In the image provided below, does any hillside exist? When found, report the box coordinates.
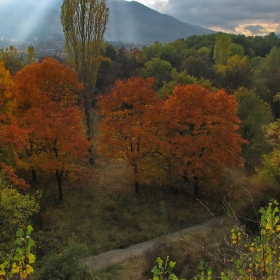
[0,0,214,44]
[105,0,214,44]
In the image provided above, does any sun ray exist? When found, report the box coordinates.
[106,0,139,43]
[15,1,54,41]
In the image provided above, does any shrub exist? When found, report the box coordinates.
[0,225,36,280]
[34,242,93,280]
[0,173,40,254]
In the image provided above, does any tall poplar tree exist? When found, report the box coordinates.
[61,0,109,164]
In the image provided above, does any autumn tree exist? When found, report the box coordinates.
[215,55,252,93]
[26,103,90,201]
[61,0,109,164]
[162,84,244,196]
[14,58,89,201]
[0,60,28,189]
[96,77,161,193]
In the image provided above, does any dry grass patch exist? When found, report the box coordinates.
[32,159,224,257]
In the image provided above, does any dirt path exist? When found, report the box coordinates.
[83,217,225,270]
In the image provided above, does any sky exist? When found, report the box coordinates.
[128,0,280,36]
[0,0,279,40]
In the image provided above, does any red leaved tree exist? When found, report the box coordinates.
[0,60,29,189]
[96,77,161,193]
[14,58,89,201]
[163,84,245,196]
[26,102,90,201]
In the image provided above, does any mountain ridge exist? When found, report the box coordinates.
[0,0,214,44]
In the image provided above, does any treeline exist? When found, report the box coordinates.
[0,32,279,193]
[96,32,279,169]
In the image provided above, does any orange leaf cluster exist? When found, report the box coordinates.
[0,60,29,189]
[96,78,245,193]
[13,58,89,176]
[163,84,245,183]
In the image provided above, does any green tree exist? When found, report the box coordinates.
[215,55,251,93]
[258,119,280,183]
[142,41,164,60]
[158,69,213,99]
[25,45,36,65]
[61,0,109,164]
[159,43,177,67]
[140,57,173,90]
[257,46,280,118]
[213,33,232,65]
[181,56,213,80]
[228,43,245,57]
[234,87,273,170]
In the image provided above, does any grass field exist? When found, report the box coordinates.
[25,159,280,279]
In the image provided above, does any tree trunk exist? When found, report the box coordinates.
[31,169,37,182]
[135,180,139,194]
[56,169,64,202]
[193,176,199,197]
[133,164,140,194]
[84,93,95,165]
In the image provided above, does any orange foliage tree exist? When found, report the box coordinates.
[96,80,244,196]
[0,60,28,189]
[162,84,245,196]
[25,103,90,201]
[96,77,161,193]
[14,58,89,201]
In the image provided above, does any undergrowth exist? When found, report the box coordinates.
[20,160,280,279]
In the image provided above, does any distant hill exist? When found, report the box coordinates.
[105,0,214,44]
[0,0,214,45]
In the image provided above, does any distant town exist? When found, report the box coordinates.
[0,34,146,62]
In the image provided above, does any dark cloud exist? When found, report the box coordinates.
[155,0,280,34]
[244,25,266,34]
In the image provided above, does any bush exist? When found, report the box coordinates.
[0,173,40,255]
[0,225,36,280]
[34,242,93,280]
[149,200,280,279]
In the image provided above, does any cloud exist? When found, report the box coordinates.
[149,0,280,35]
[244,25,266,34]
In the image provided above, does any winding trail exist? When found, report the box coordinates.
[83,217,225,270]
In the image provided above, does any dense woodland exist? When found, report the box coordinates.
[1,29,280,279]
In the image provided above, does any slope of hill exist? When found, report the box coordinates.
[0,0,214,44]
[106,0,214,44]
